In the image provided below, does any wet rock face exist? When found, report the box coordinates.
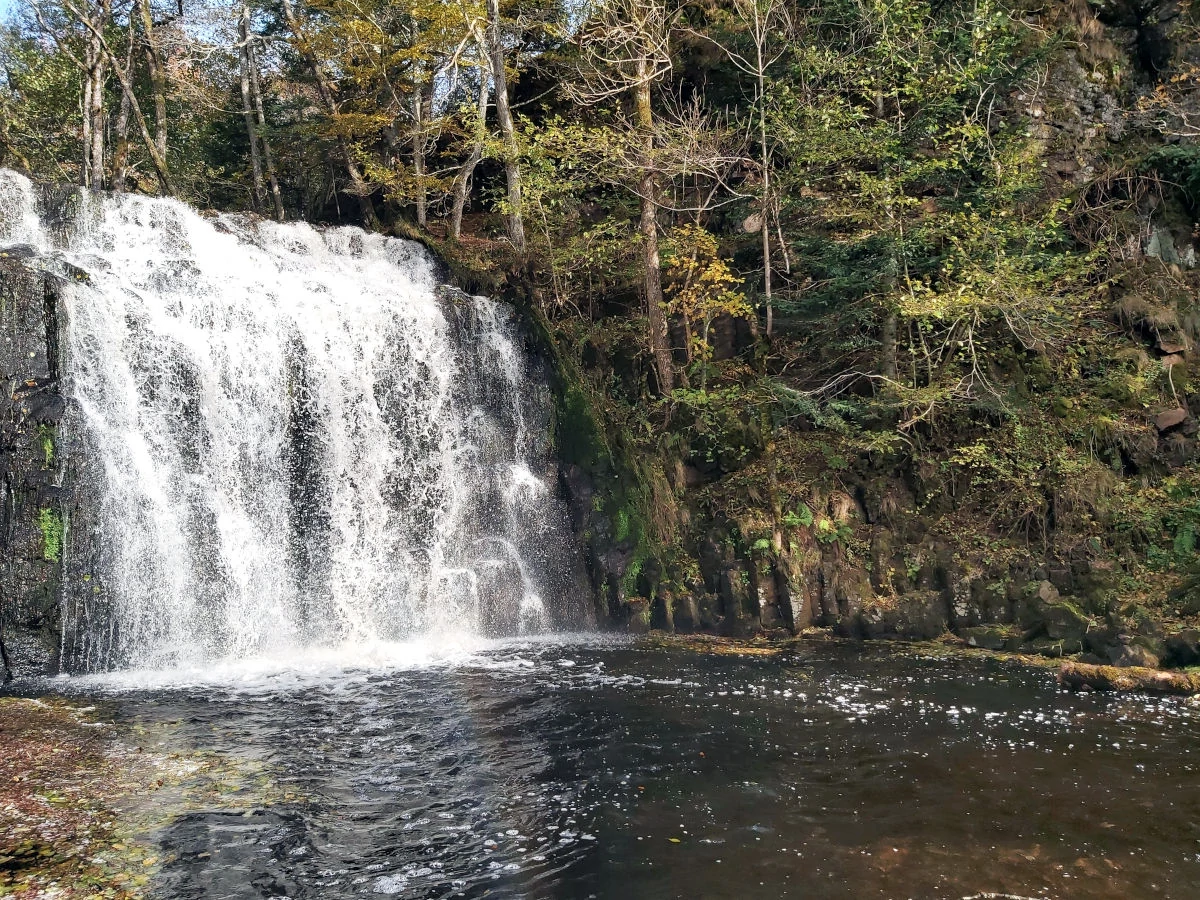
[0,255,69,672]
[0,215,104,676]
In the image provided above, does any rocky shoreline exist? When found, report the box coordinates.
[0,694,286,899]
[0,698,148,899]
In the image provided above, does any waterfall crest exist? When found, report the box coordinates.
[0,170,584,671]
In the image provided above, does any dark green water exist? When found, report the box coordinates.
[48,638,1200,898]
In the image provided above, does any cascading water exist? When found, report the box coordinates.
[0,170,586,672]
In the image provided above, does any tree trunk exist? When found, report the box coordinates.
[640,183,673,393]
[238,5,265,213]
[66,0,173,193]
[137,0,168,169]
[761,210,772,335]
[111,80,132,191]
[486,0,525,251]
[0,623,12,683]
[84,44,102,187]
[450,69,489,241]
[411,85,426,228]
[758,402,782,554]
[88,42,106,187]
[876,79,899,382]
[756,52,773,338]
[634,69,673,394]
[110,23,134,193]
[81,0,109,189]
[279,0,377,227]
[881,311,898,380]
[246,34,284,221]
[81,53,93,187]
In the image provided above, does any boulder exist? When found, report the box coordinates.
[1018,581,1092,645]
[947,577,976,628]
[960,625,1009,651]
[760,602,784,628]
[0,244,38,260]
[1017,580,1060,627]
[859,603,887,639]
[625,598,651,634]
[1156,407,1189,432]
[1107,641,1160,668]
[1047,565,1074,594]
[893,590,949,639]
[1084,623,1120,656]
[772,551,810,631]
[970,579,1013,624]
[1164,629,1200,667]
[696,592,722,630]
[651,589,675,632]
[1026,636,1084,657]
[719,565,757,636]
[1044,600,1092,642]
[832,570,873,637]
[860,591,948,640]
[17,391,67,425]
[671,593,700,634]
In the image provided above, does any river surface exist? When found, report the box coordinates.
[33,638,1200,899]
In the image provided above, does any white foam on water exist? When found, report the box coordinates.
[52,632,622,694]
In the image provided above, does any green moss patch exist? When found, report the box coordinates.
[36,508,63,564]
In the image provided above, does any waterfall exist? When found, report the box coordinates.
[0,170,584,672]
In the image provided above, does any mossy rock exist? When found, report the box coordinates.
[1059,661,1200,695]
[1043,601,1093,641]
[1107,641,1160,668]
[959,625,1014,651]
[556,383,606,471]
[625,598,652,634]
[1026,354,1054,391]
[1025,636,1084,658]
[696,592,723,630]
[1017,580,1094,643]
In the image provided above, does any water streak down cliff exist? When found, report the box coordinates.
[0,170,586,672]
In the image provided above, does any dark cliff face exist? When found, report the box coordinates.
[0,248,70,674]
[0,189,116,677]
